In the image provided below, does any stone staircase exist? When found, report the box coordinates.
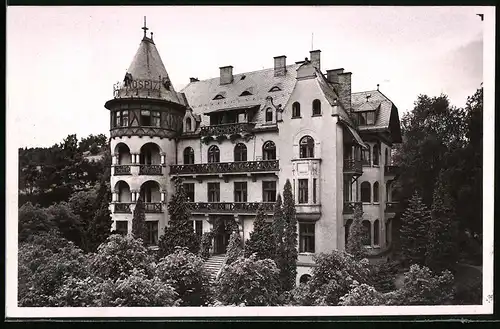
[204,254,226,281]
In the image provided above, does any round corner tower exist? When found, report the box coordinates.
[104,22,186,244]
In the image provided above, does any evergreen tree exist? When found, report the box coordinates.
[226,231,243,265]
[346,205,366,260]
[158,178,199,257]
[271,194,287,291]
[425,172,459,272]
[282,179,298,291]
[399,191,430,267]
[132,196,147,243]
[86,181,113,252]
[244,204,275,260]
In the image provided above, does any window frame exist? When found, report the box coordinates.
[362,220,371,246]
[292,102,301,118]
[299,135,315,159]
[373,181,379,203]
[361,145,371,166]
[146,221,159,246]
[374,219,380,246]
[183,147,195,165]
[207,182,220,202]
[208,145,220,163]
[262,181,277,202]
[298,179,309,204]
[373,144,380,166]
[234,143,247,162]
[234,181,248,202]
[183,182,195,202]
[312,99,322,116]
[299,223,315,253]
[186,117,192,131]
[265,107,273,122]
[360,181,371,203]
[262,141,277,160]
[116,221,128,236]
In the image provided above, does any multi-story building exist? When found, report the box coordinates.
[105,25,402,284]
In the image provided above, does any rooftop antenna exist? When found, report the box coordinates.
[142,16,149,38]
[377,84,380,91]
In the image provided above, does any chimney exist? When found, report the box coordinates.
[310,50,321,71]
[274,55,287,77]
[219,66,233,85]
[189,77,199,83]
[338,72,352,111]
[326,68,344,84]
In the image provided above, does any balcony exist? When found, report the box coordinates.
[144,202,163,213]
[385,165,400,176]
[114,202,132,213]
[343,159,363,175]
[139,164,163,175]
[200,122,255,137]
[114,165,132,176]
[343,201,362,215]
[385,202,400,213]
[186,202,275,214]
[170,160,279,176]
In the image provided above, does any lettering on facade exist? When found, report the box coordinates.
[113,78,163,97]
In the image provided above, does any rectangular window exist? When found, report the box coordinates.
[114,111,121,127]
[146,221,159,246]
[298,179,308,204]
[193,220,203,238]
[208,183,220,202]
[313,178,317,204]
[122,110,129,127]
[234,182,248,202]
[299,223,315,253]
[116,221,128,236]
[183,183,195,202]
[152,111,161,127]
[366,111,375,125]
[141,110,151,126]
[262,181,277,202]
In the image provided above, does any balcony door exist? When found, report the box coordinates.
[213,217,232,255]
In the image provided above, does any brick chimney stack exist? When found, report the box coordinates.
[310,50,321,71]
[274,55,287,77]
[219,66,233,85]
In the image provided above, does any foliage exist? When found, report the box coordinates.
[226,231,243,265]
[272,194,286,282]
[346,205,366,260]
[244,204,274,260]
[45,202,83,248]
[158,178,199,257]
[18,202,57,243]
[399,191,431,267]
[199,231,214,260]
[339,283,388,306]
[425,172,459,272]
[216,255,281,306]
[155,247,212,306]
[131,196,147,243]
[85,181,113,252]
[369,260,400,293]
[282,179,298,292]
[90,234,155,281]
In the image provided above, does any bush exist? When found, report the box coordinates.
[199,231,214,260]
[216,255,280,306]
[18,202,57,243]
[155,247,212,306]
[370,260,400,293]
[226,231,243,265]
[339,283,388,306]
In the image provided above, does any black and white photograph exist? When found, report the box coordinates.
[6,5,495,318]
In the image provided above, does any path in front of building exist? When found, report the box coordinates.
[203,254,226,281]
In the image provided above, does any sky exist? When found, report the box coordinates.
[7,6,486,148]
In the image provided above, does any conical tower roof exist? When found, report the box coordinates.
[113,23,181,104]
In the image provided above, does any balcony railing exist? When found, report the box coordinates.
[343,159,363,175]
[114,202,132,213]
[385,202,400,213]
[139,164,163,175]
[385,165,400,176]
[343,202,362,215]
[170,160,279,175]
[114,165,131,176]
[144,202,163,213]
[186,202,275,214]
[200,122,255,137]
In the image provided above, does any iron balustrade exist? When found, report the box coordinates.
[343,202,362,214]
[144,202,163,213]
[139,164,163,175]
[385,202,400,213]
[114,165,132,176]
[385,165,400,176]
[170,160,279,175]
[114,203,132,213]
[200,123,255,137]
[343,159,363,174]
[186,202,275,213]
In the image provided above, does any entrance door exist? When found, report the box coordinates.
[214,231,230,255]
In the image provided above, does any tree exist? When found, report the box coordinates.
[226,231,243,265]
[216,255,281,306]
[399,191,430,267]
[244,204,274,260]
[46,202,83,248]
[282,179,298,291]
[131,197,147,243]
[425,172,459,272]
[271,194,286,281]
[155,247,212,306]
[158,178,199,257]
[346,205,366,260]
[86,181,113,252]
[18,202,57,243]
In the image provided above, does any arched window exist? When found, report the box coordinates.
[362,220,371,246]
[265,108,273,122]
[185,118,192,131]
[262,141,276,160]
[360,181,371,203]
[292,102,301,118]
[373,182,379,203]
[183,147,194,164]
[208,145,220,163]
[374,220,380,246]
[373,144,379,166]
[299,274,311,284]
[385,148,389,165]
[234,143,247,162]
[299,135,315,158]
[312,99,321,116]
[362,145,371,166]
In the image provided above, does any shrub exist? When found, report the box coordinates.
[339,283,388,306]
[370,260,400,293]
[199,231,214,260]
[18,202,57,243]
[244,205,274,260]
[226,231,243,265]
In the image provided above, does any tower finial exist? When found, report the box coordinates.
[142,16,149,38]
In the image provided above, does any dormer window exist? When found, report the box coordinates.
[265,108,273,122]
[240,90,253,96]
[269,86,281,92]
[213,94,225,100]
[186,118,192,131]
[356,111,376,125]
